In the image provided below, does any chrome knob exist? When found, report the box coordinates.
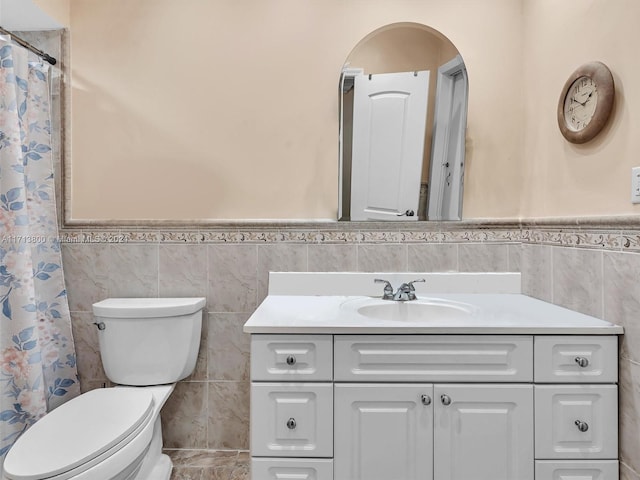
[575,420,589,432]
[286,418,297,430]
[286,355,297,366]
[421,394,431,406]
[441,394,452,406]
[575,357,589,368]
[93,322,106,331]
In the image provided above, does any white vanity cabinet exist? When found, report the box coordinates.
[249,333,619,480]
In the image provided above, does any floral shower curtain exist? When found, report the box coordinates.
[0,39,80,469]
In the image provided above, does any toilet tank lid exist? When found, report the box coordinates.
[92,297,206,318]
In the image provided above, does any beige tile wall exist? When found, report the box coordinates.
[62,225,640,479]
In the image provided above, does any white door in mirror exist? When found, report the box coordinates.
[351,71,429,221]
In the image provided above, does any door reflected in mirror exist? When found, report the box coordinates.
[338,23,468,221]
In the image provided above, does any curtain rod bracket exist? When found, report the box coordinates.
[0,25,58,66]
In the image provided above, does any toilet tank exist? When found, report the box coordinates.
[92,298,205,386]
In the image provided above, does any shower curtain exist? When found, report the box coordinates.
[0,39,79,469]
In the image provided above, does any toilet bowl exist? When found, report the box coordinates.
[3,297,205,480]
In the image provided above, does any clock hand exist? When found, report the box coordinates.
[576,91,594,106]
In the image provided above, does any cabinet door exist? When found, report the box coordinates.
[334,384,433,480]
[434,384,534,480]
[251,383,333,458]
[535,385,618,459]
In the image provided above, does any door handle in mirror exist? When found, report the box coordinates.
[397,210,415,217]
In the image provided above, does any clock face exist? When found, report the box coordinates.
[563,75,598,132]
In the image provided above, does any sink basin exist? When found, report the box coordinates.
[344,297,475,322]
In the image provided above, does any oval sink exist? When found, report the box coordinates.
[347,298,475,322]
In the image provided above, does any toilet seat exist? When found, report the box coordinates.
[4,388,155,480]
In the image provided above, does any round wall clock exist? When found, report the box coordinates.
[557,61,615,144]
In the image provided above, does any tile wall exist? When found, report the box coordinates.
[59,223,640,479]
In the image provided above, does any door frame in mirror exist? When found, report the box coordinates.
[338,67,364,221]
[428,54,468,221]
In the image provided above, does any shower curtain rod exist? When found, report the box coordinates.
[0,26,57,65]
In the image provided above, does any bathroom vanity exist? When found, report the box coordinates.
[244,273,623,480]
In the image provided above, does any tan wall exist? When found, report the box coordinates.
[33,0,70,26]
[521,0,640,218]
[67,0,524,221]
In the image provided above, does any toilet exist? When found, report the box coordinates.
[3,297,206,480]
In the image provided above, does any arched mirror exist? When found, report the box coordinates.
[338,23,468,222]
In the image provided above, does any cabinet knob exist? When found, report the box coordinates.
[441,394,452,406]
[575,420,589,432]
[421,394,431,406]
[286,355,297,366]
[286,418,297,430]
[574,356,589,368]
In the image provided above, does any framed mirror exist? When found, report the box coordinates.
[338,23,468,222]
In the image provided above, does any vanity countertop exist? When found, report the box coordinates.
[243,294,623,335]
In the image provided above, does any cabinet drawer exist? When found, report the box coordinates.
[535,385,618,459]
[251,383,333,457]
[334,335,533,382]
[535,460,618,479]
[534,336,617,383]
[251,457,333,479]
[251,335,333,381]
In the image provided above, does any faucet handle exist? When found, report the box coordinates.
[406,279,426,291]
[374,278,394,300]
[399,279,425,301]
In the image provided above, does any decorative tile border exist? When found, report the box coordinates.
[522,229,623,249]
[621,231,640,252]
[55,217,640,252]
[57,227,524,245]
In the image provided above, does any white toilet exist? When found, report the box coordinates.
[3,297,206,480]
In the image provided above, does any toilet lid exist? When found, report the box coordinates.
[3,388,154,480]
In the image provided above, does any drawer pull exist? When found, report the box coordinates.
[441,394,452,406]
[575,420,589,432]
[574,356,589,368]
[286,418,297,430]
[286,355,297,366]
[421,394,431,406]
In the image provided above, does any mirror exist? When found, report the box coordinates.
[338,23,468,222]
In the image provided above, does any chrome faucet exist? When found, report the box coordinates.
[374,279,394,300]
[374,278,425,301]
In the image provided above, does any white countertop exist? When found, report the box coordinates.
[243,294,623,335]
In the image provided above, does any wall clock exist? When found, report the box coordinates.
[557,61,615,144]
